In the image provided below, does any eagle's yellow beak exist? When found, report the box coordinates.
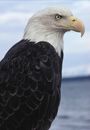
[67,16,85,37]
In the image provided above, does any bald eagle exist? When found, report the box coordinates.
[0,7,85,130]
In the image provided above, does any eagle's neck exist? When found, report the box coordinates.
[23,21,64,56]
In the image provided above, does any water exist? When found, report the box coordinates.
[50,79,90,130]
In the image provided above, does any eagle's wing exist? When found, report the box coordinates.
[0,40,62,130]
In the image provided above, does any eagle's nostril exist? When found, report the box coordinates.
[72,19,76,22]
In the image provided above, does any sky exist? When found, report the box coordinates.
[0,0,90,77]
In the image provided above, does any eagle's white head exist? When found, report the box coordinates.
[23,7,85,56]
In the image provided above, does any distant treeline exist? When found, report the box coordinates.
[62,75,90,82]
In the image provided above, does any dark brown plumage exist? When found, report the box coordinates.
[0,40,63,130]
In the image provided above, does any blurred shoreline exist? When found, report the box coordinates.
[62,75,90,82]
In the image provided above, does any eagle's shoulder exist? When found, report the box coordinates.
[0,40,61,130]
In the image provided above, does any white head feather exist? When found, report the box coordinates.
[23,7,73,56]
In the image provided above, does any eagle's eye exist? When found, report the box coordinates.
[55,14,63,20]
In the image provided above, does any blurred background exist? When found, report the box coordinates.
[0,0,90,130]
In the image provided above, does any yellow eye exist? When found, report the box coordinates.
[55,14,63,20]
